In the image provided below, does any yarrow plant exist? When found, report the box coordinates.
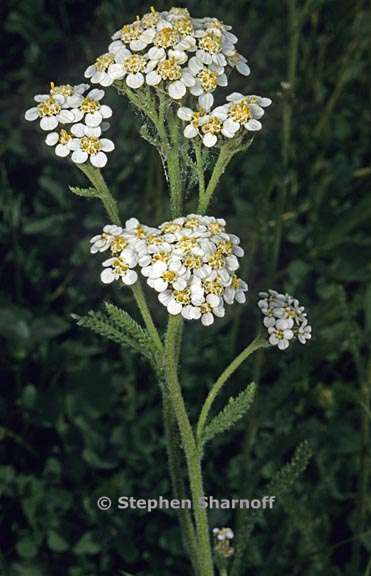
[25,6,312,576]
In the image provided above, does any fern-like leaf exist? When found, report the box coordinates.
[76,310,154,361]
[201,382,256,446]
[231,440,313,576]
[69,186,99,198]
[104,302,157,354]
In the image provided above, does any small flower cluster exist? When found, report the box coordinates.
[177,92,272,147]
[258,289,312,350]
[85,6,250,109]
[25,83,114,167]
[212,527,234,558]
[90,215,248,326]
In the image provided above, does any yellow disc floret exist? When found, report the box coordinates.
[174,289,191,304]
[58,129,72,145]
[50,84,73,97]
[110,236,127,254]
[197,69,218,92]
[37,96,61,117]
[157,57,182,81]
[201,117,222,135]
[80,136,102,155]
[199,32,222,54]
[229,100,251,124]
[121,21,143,42]
[95,53,115,71]
[80,97,101,113]
[124,54,146,73]
[154,27,179,48]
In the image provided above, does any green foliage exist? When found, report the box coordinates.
[69,186,100,198]
[76,305,155,362]
[201,383,256,446]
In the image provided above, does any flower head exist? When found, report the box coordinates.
[258,289,312,350]
[212,527,234,558]
[69,124,115,168]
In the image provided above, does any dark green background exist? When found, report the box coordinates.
[1,1,370,575]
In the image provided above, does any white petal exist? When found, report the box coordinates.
[184,125,198,139]
[100,138,115,152]
[203,133,217,148]
[146,71,161,86]
[100,105,112,119]
[85,112,102,127]
[90,152,108,168]
[201,313,214,326]
[109,63,125,79]
[126,73,144,89]
[71,149,88,164]
[123,270,138,285]
[168,81,186,100]
[55,144,70,157]
[199,93,214,111]
[236,62,251,76]
[40,116,58,131]
[168,300,182,315]
[226,92,244,102]
[25,107,39,121]
[101,268,115,284]
[71,123,85,137]
[153,278,168,292]
[45,132,59,146]
[245,119,262,131]
[177,107,193,121]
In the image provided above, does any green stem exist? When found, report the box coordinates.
[167,111,183,217]
[165,315,214,576]
[77,163,121,225]
[194,141,205,204]
[197,335,267,442]
[162,394,201,574]
[131,279,163,352]
[198,146,232,214]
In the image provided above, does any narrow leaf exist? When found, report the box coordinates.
[202,382,256,445]
[69,185,99,198]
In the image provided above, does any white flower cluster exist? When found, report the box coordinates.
[212,527,234,558]
[25,83,114,167]
[177,92,272,147]
[90,215,248,326]
[258,289,312,350]
[85,6,250,109]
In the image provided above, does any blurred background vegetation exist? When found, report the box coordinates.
[1,0,371,575]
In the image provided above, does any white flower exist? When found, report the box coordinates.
[34,82,90,108]
[85,53,116,86]
[221,93,272,135]
[213,527,234,541]
[69,124,114,168]
[187,57,228,110]
[258,290,311,350]
[146,51,195,100]
[100,249,138,286]
[74,88,112,127]
[144,256,189,292]
[90,225,126,254]
[45,127,74,158]
[193,28,229,67]
[25,95,76,131]
[159,287,193,316]
[223,275,248,304]
[108,48,149,89]
[227,51,251,76]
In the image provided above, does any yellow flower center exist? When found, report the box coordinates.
[201,117,222,135]
[112,258,129,274]
[197,69,218,92]
[163,271,176,282]
[154,27,179,48]
[184,255,202,269]
[184,217,201,229]
[191,110,204,128]
[229,100,251,124]
[208,18,225,31]
[203,279,223,295]
[152,251,170,262]
[134,225,146,238]
[80,97,101,113]
[208,251,225,268]
[121,22,143,42]
[170,7,190,17]
[174,289,191,304]
[157,57,182,81]
[161,223,182,234]
[142,7,160,28]
[110,236,127,254]
[178,236,198,251]
[95,53,115,71]
[209,222,223,234]
[122,54,146,74]
[80,136,102,155]
[199,32,222,54]
[231,275,241,289]
[37,96,61,117]
[147,234,162,245]
[58,129,72,145]
[217,240,233,255]
[228,51,242,65]
[174,17,194,35]
[50,83,73,96]
[285,306,297,318]
[200,302,212,314]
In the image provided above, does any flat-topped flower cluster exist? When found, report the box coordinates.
[25,83,114,167]
[90,214,248,326]
[258,289,312,350]
[86,6,250,109]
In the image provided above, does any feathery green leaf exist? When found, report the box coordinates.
[69,186,100,198]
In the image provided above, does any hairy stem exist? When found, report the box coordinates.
[194,141,205,205]
[197,335,267,442]
[198,146,232,214]
[77,163,121,225]
[165,315,214,576]
[167,111,183,217]
[131,279,163,352]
